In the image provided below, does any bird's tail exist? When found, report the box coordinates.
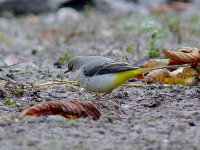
[130,64,191,78]
[114,64,191,88]
[151,64,190,70]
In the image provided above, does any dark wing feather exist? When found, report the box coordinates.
[84,62,139,77]
[83,65,104,77]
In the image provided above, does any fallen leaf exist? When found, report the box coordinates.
[140,59,170,68]
[4,54,24,66]
[164,47,200,64]
[150,2,192,13]
[162,76,198,85]
[170,67,199,78]
[191,61,200,72]
[134,74,145,79]
[145,68,199,85]
[20,100,101,120]
[171,47,199,53]
[165,2,192,11]
[145,69,170,82]
[40,29,61,40]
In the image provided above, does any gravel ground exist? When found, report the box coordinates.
[0,3,200,150]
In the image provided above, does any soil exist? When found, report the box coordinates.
[0,5,200,150]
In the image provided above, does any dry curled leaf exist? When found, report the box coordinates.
[164,47,200,64]
[172,47,199,53]
[191,61,200,72]
[145,68,199,85]
[170,67,199,78]
[140,59,170,68]
[20,100,101,120]
[162,77,198,85]
[145,69,170,82]
[150,2,192,13]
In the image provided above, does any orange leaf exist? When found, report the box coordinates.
[164,47,200,64]
[20,100,101,121]
[134,74,144,79]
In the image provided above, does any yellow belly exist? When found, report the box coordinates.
[79,68,151,93]
[114,69,143,86]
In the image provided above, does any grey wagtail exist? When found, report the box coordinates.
[65,56,184,93]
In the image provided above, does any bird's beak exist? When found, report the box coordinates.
[64,70,70,74]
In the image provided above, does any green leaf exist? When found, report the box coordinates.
[126,44,133,53]
[58,57,65,63]
[149,49,160,58]
[4,99,17,106]
[15,89,25,96]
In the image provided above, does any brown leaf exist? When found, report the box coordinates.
[191,61,200,72]
[40,29,61,39]
[145,68,199,85]
[170,67,199,78]
[140,59,170,68]
[4,54,24,66]
[150,2,192,13]
[162,77,198,85]
[20,100,101,121]
[145,69,170,82]
[165,2,192,11]
[164,47,200,64]
[171,47,199,53]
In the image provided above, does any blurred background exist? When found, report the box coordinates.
[0,0,199,68]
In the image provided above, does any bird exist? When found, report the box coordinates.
[65,56,179,93]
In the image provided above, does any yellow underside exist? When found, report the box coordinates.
[87,68,152,93]
[113,68,151,89]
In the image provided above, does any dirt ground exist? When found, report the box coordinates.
[0,4,200,150]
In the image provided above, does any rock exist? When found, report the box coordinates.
[0,0,68,15]
[138,0,165,8]
[56,8,82,23]
[43,8,82,25]
[93,0,148,15]
[0,127,7,139]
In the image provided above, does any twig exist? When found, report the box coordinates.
[0,75,23,88]
[24,80,77,89]
[0,60,24,68]
[123,83,172,88]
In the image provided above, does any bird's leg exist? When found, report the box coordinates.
[94,91,112,100]
[102,91,112,97]
[94,93,102,100]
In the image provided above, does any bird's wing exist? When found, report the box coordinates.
[84,62,139,77]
